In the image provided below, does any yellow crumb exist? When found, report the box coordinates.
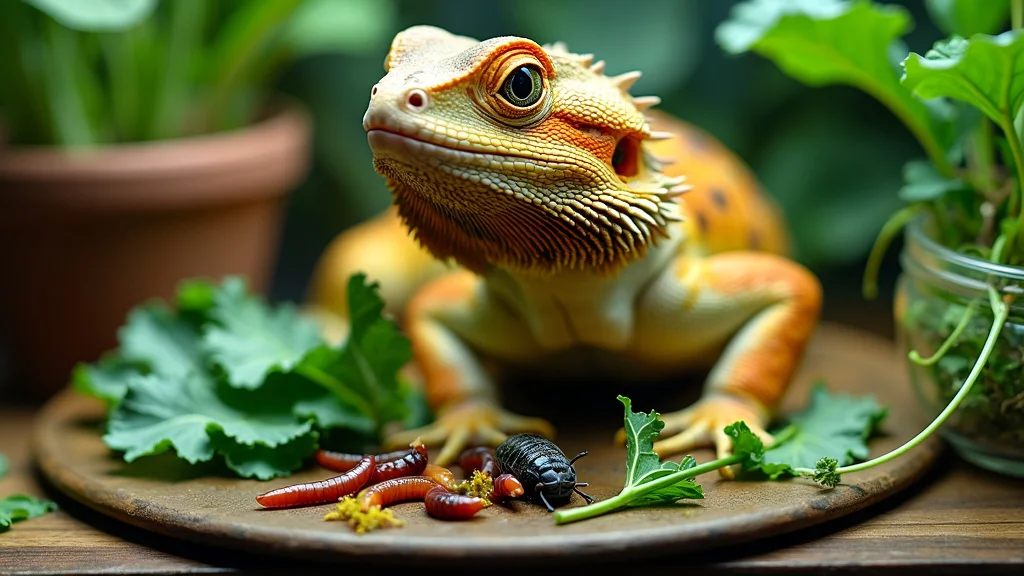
[454,470,494,506]
[324,496,405,534]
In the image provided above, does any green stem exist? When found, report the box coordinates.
[970,116,995,198]
[1000,111,1024,246]
[553,453,745,525]
[294,364,375,418]
[863,204,923,300]
[869,88,954,178]
[908,300,977,366]
[831,285,1009,476]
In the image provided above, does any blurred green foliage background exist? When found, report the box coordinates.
[269,0,949,332]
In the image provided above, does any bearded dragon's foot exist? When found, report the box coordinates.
[384,399,556,466]
[614,394,773,479]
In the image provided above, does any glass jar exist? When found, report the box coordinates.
[896,216,1024,477]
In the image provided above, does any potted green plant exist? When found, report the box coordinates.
[717,0,1024,475]
[0,0,381,398]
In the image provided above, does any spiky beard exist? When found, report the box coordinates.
[375,158,681,276]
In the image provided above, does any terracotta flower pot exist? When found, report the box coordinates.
[0,103,311,399]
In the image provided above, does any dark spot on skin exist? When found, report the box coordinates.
[688,130,710,152]
[749,230,762,250]
[711,188,728,209]
[695,211,709,233]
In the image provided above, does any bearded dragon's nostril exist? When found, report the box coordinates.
[371,84,378,97]
[405,89,428,111]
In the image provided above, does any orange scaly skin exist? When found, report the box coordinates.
[308,27,822,470]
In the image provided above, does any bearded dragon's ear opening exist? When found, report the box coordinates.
[611,137,640,179]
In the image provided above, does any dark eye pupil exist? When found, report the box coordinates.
[510,67,534,100]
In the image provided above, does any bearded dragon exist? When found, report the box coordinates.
[308,26,822,471]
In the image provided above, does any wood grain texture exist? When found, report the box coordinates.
[1,323,1021,574]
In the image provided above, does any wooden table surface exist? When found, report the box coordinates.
[2,405,1023,574]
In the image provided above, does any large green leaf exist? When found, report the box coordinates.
[24,0,157,32]
[716,0,951,168]
[925,0,1010,37]
[763,384,888,470]
[103,373,316,478]
[902,31,1024,126]
[118,304,206,378]
[202,277,324,390]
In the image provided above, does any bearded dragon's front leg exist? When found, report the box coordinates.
[383,270,553,465]
[624,252,822,475]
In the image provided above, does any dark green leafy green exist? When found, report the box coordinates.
[296,275,413,432]
[104,373,316,471]
[75,273,416,479]
[902,31,1024,125]
[762,384,888,471]
[202,277,324,390]
[716,0,952,173]
[0,494,57,533]
[625,456,705,507]
[70,358,137,405]
[118,304,206,378]
[556,387,885,525]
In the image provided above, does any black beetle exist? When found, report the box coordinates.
[495,433,593,512]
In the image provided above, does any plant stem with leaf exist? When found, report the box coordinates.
[554,453,743,525]
[798,285,1010,480]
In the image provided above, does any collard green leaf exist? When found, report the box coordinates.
[902,31,1024,125]
[617,395,665,487]
[299,274,413,430]
[899,158,966,201]
[925,0,1010,38]
[118,304,206,378]
[24,0,157,32]
[292,392,375,434]
[103,373,315,470]
[0,494,57,533]
[202,277,324,389]
[717,0,951,162]
[763,384,887,470]
[70,357,140,405]
[211,428,319,480]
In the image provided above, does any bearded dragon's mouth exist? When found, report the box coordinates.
[366,127,544,164]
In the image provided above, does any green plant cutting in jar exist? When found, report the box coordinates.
[715,0,1024,474]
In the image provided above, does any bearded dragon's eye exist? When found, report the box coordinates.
[500,65,543,108]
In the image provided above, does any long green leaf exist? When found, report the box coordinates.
[202,0,304,131]
[149,0,205,139]
[716,0,954,176]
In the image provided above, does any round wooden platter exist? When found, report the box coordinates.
[33,323,941,566]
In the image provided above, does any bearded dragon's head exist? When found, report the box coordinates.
[363,25,687,275]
